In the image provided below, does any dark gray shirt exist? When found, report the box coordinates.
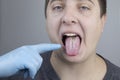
[0,52,120,80]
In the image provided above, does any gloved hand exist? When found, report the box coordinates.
[0,44,61,79]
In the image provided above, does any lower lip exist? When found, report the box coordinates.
[67,54,78,56]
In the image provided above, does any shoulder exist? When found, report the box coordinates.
[36,51,60,80]
[36,51,52,80]
[105,59,120,78]
[99,54,120,80]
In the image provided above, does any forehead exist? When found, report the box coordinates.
[48,0,100,9]
[49,0,97,3]
[48,0,100,6]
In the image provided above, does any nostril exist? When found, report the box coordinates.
[71,21,76,24]
[63,20,66,24]
[62,17,77,25]
[62,20,77,25]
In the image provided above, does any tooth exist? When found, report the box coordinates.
[65,33,76,36]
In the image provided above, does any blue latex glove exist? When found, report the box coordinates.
[0,44,61,79]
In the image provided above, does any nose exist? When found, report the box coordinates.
[61,10,78,25]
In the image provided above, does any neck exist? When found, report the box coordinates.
[50,52,106,80]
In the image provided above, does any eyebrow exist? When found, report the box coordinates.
[50,0,62,4]
[81,0,95,5]
[50,0,95,5]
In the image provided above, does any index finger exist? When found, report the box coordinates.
[30,43,61,53]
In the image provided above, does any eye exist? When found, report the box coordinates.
[78,4,92,16]
[53,5,63,12]
[80,6,90,11]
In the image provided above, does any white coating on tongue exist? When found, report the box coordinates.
[65,36,80,56]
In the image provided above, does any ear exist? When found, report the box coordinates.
[101,14,107,32]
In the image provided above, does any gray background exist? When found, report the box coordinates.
[0,0,120,66]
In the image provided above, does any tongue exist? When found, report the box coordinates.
[65,36,80,56]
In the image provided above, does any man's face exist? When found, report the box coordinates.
[46,0,106,62]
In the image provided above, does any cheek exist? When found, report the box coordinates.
[83,17,102,43]
[46,17,61,43]
[46,18,59,35]
[46,12,62,34]
[46,21,56,38]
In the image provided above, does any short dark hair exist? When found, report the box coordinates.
[98,0,107,17]
[45,0,107,17]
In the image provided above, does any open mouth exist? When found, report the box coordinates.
[62,33,82,56]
